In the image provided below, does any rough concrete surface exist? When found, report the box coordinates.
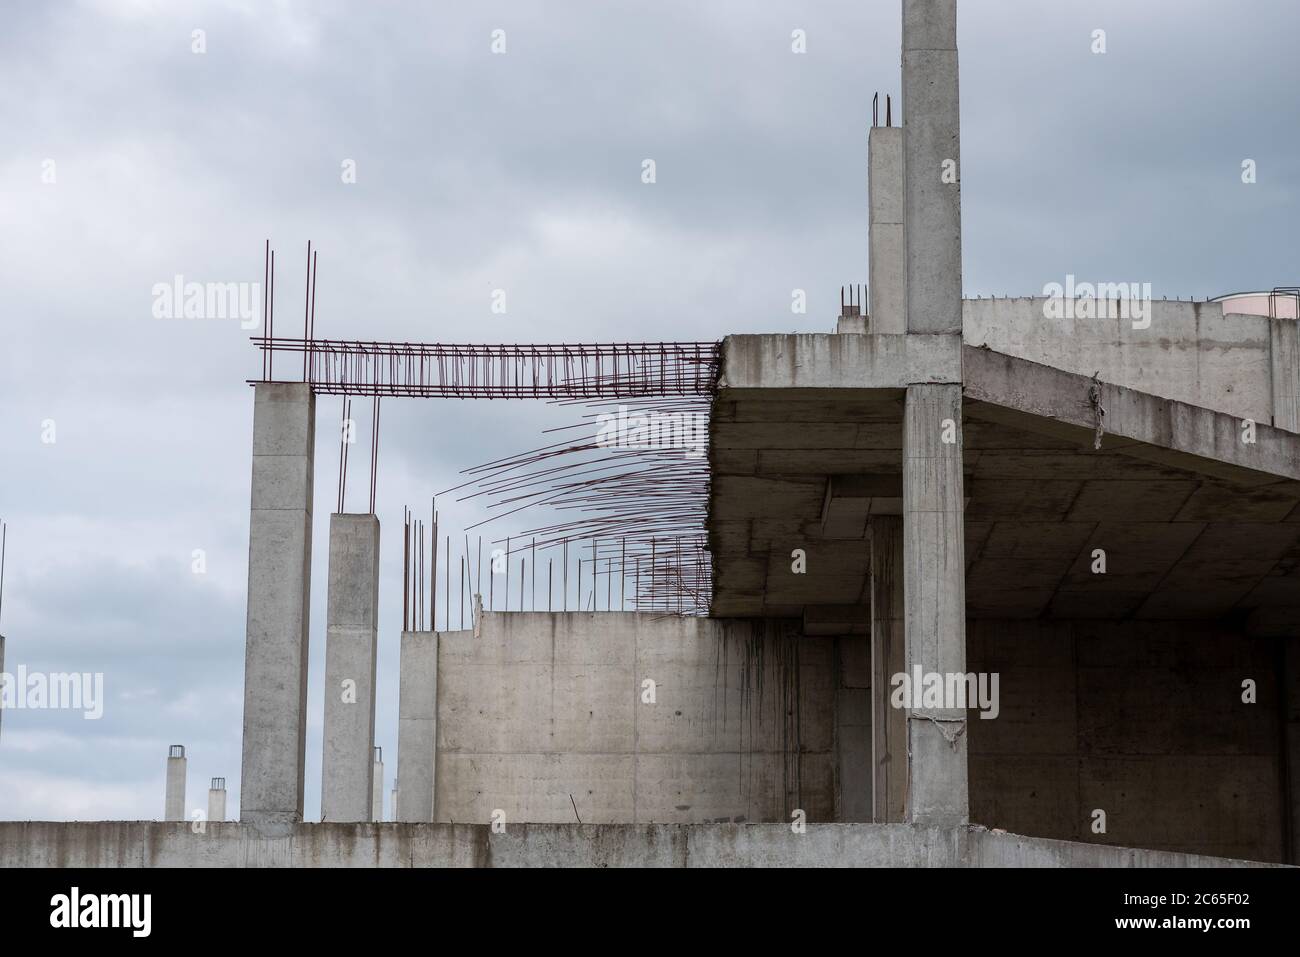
[0,822,1275,868]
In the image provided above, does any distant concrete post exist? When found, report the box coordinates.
[396,631,438,822]
[320,513,381,822]
[870,516,907,822]
[372,747,384,822]
[868,126,905,334]
[164,745,187,821]
[240,382,315,825]
[390,779,399,823]
[208,777,227,823]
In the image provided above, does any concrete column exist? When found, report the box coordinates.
[372,747,384,821]
[870,516,907,822]
[396,631,438,822]
[240,382,315,825]
[903,384,968,824]
[1270,316,1299,433]
[207,778,227,823]
[834,638,872,822]
[390,780,399,822]
[902,0,962,334]
[869,126,906,334]
[320,513,381,822]
[164,745,186,821]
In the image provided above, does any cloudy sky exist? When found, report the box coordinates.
[1,0,1296,821]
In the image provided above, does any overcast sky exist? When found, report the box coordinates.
[1,0,1296,821]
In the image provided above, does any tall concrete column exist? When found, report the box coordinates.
[240,382,315,825]
[164,745,187,821]
[899,0,968,825]
[372,747,384,822]
[870,516,907,822]
[320,513,381,822]
[869,126,906,334]
[207,777,227,823]
[390,779,399,822]
[396,631,438,822]
[1271,316,1299,433]
[903,0,962,335]
[903,385,968,824]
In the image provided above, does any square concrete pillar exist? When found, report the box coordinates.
[903,384,968,824]
[869,126,906,334]
[396,630,438,822]
[372,747,384,822]
[870,516,907,822]
[834,637,873,822]
[164,745,187,821]
[240,382,315,825]
[320,513,381,822]
[903,0,962,335]
[1271,316,1299,433]
[207,778,227,823]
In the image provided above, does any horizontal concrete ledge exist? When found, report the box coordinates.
[0,822,1278,868]
[719,334,961,392]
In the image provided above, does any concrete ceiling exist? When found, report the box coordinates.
[707,377,1300,636]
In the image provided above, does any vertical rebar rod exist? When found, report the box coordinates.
[309,249,318,384]
[269,249,276,379]
[402,509,409,631]
[261,240,269,381]
[431,504,438,632]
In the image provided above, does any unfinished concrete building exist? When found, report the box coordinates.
[4,0,1298,868]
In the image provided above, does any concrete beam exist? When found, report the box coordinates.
[963,346,1300,484]
[240,382,315,826]
[718,334,961,393]
[321,513,381,822]
[903,0,962,335]
[0,821,1274,868]
[903,385,969,824]
[870,516,907,822]
[869,126,905,334]
[396,631,439,822]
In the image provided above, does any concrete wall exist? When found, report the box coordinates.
[432,613,836,824]
[0,821,1271,868]
[968,620,1293,863]
[963,298,1277,423]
